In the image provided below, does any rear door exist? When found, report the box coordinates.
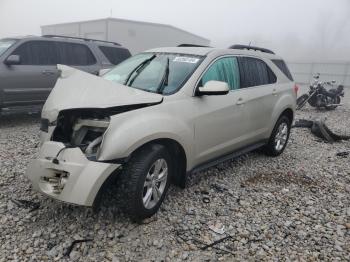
[234,56,278,143]
[1,40,60,106]
[55,41,100,75]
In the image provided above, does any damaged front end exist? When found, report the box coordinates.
[27,109,118,206]
[25,65,163,206]
[28,106,158,206]
[26,140,119,206]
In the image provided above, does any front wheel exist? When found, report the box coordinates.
[296,94,309,110]
[117,144,172,221]
[263,115,291,156]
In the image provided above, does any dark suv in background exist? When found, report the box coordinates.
[0,35,131,110]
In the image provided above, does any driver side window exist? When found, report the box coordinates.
[201,57,240,90]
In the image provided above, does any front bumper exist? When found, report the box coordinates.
[25,141,120,206]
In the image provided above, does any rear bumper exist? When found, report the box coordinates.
[25,141,120,206]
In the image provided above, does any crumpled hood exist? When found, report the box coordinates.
[42,65,163,119]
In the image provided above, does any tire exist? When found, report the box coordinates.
[263,115,291,156]
[117,144,172,221]
[296,94,309,110]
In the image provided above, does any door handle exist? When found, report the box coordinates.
[236,97,245,105]
[272,88,278,95]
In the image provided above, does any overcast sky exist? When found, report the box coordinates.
[0,0,349,61]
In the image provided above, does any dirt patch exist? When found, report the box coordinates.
[243,171,317,187]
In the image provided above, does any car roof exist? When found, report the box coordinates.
[2,35,125,48]
[145,47,282,60]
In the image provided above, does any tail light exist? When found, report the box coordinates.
[293,84,299,95]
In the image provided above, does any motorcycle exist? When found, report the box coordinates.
[296,74,345,110]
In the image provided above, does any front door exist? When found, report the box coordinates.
[193,56,250,165]
[1,40,59,106]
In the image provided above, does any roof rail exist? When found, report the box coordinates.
[229,44,275,54]
[177,44,211,48]
[42,35,121,46]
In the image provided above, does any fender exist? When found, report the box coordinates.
[98,107,195,170]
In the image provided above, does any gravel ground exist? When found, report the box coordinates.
[0,92,349,261]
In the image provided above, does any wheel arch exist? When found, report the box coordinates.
[268,103,295,139]
[128,138,188,188]
[269,91,296,134]
[280,108,294,124]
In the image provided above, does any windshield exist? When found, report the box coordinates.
[0,39,16,56]
[103,53,203,94]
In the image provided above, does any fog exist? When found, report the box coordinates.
[0,0,349,61]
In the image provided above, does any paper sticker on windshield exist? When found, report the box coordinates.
[173,57,199,63]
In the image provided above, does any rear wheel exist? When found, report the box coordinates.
[117,144,172,221]
[263,115,291,156]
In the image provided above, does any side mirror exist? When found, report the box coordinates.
[4,55,20,66]
[198,80,229,96]
[99,68,111,76]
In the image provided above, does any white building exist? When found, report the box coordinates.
[41,18,210,54]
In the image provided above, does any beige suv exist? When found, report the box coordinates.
[25,45,297,220]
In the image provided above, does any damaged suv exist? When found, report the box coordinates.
[25,45,296,220]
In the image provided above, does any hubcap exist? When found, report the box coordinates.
[274,122,288,151]
[142,158,168,209]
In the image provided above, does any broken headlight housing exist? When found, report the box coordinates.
[70,118,109,159]
[52,110,110,160]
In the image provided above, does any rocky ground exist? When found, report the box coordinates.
[0,93,349,262]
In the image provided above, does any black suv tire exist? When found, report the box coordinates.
[118,144,172,221]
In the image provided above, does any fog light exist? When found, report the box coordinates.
[41,171,69,194]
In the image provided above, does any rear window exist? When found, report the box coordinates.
[272,59,293,81]
[237,57,277,88]
[99,46,131,65]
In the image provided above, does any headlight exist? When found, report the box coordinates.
[51,112,110,160]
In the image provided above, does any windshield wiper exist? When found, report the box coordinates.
[124,54,156,86]
[156,57,170,94]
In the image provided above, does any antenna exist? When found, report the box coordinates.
[110,9,113,17]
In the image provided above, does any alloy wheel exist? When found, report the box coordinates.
[142,158,168,209]
[274,122,288,151]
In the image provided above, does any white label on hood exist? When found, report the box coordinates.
[173,57,200,63]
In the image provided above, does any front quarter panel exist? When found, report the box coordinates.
[98,100,194,168]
